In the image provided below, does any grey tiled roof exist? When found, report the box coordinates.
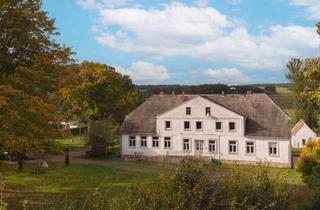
[121,94,291,138]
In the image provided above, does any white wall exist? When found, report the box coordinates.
[121,134,291,166]
[292,123,317,148]
[156,96,245,137]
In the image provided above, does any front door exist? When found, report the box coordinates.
[195,140,204,155]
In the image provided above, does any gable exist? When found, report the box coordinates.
[157,96,244,120]
[294,123,316,137]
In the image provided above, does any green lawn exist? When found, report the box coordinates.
[0,160,311,209]
[54,135,88,150]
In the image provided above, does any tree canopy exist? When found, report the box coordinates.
[0,0,72,159]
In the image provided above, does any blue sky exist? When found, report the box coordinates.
[43,0,320,85]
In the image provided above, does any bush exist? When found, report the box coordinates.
[110,159,291,210]
[296,140,320,188]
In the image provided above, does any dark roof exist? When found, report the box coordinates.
[121,94,291,138]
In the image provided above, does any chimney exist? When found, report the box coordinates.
[159,91,164,96]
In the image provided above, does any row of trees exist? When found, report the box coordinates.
[0,0,142,169]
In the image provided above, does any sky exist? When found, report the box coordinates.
[43,0,320,85]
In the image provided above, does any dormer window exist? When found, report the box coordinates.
[186,107,191,115]
[205,107,211,116]
[229,122,236,131]
[165,121,171,130]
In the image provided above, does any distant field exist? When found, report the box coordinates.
[268,86,296,118]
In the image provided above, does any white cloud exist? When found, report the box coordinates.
[289,0,320,20]
[80,2,320,71]
[205,68,249,83]
[116,61,169,84]
[77,0,128,9]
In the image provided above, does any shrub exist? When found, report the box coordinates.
[296,139,320,188]
[110,159,291,210]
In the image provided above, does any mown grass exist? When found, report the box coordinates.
[54,135,88,150]
[0,160,312,209]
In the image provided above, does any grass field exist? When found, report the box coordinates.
[0,159,312,209]
[54,135,88,151]
[268,86,296,118]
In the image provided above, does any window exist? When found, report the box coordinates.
[229,140,237,154]
[183,139,190,151]
[208,140,216,153]
[269,142,279,156]
[205,107,211,116]
[196,121,202,130]
[140,136,147,147]
[164,137,171,148]
[152,137,159,148]
[129,136,136,147]
[302,139,306,146]
[186,107,191,115]
[165,121,171,130]
[216,122,222,131]
[246,141,255,155]
[184,121,190,130]
[229,122,236,131]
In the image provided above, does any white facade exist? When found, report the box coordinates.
[292,121,317,148]
[121,96,291,167]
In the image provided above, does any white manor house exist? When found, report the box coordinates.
[120,93,292,167]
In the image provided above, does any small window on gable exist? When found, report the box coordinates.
[165,121,171,130]
[196,121,202,130]
[184,121,190,130]
[216,122,222,131]
[205,107,211,116]
[302,139,306,146]
[229,122,236,131]
[186,107,191,115]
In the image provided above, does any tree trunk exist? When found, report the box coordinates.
[18,153,24,171]
[89,134,107,157]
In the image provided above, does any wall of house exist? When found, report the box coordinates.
[292,124,317,148]
[121,134,291,167]
[156,96,245,137]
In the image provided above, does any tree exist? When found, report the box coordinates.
[287,58,320,129]
[0,0,72,170]
[61,62,143,156]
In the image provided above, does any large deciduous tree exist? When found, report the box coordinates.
[0,0,72,170]
[287,23,320,129]
[61,62,143,156]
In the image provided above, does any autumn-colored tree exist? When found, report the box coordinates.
[0,0,72,170]
[61,62,143,156]
[287,23,320,129]
[287,58,320,128]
